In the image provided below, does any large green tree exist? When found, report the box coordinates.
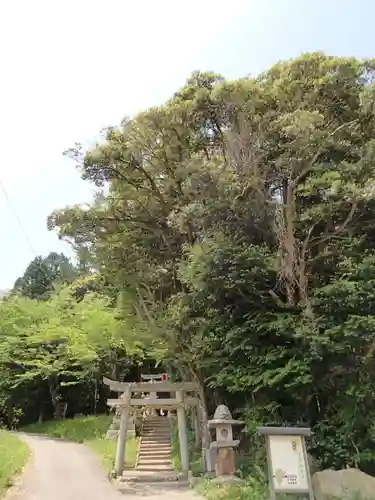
[13,252,78,300]
[48,53,375,471]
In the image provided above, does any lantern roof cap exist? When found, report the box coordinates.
[208,405,244,427]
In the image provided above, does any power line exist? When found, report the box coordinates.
[0,176,37,257]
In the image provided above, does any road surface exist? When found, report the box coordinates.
[7,434,201,500]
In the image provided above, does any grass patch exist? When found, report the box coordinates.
[23,414,111,442]
[195,477,268,500]
[86,437,139,472]
[22,415,138,473]
[171,421,204,476]
[0,430,29,496]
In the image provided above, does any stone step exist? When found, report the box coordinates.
[143,425,169,428]
[139,442,172,448]
[140,445,171,448]
[141,437,171,441]
[139,446,172,451]
[142,436,171,440]
[138,445,172,453]
[138,458,172,463]
[143,419,169,424]
[138,451,172,457]
[142,438,171,442]
[138,447,172,453]
[140,445,171,450]
[142,432,170,436]
[141,435,170,440]
[139,449,172,455]
[142,435,171,440]
[137,459,173,467]
[143,428,170,431]
[138,457,172,463]
[139,449,172,454]
[143,419,170,423]
[142,431,171,436]
[119,470,186,483]
[143,422,170,426]
[139,445,172,450]
[143,417,168,419]
[139,451,172,457]
[140,442,171,448]
[142,430,170,434]
[142,427,170,432]
[140,441,171,446]
[140,438,171,442]
[136,466,174,472]
[137,455,172,462]
[137,464,173,470]
[116,481,190,492]
[143,422,169,425]
[142,422,170,429]
[141,438,171,445]
[142,425,170,429]
[142,426,171,430]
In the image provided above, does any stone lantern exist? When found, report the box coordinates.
[208,405,244,483]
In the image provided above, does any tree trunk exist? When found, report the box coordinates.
[6,395,14,429]
[48,376,60,417]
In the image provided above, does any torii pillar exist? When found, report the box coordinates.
[114,385,131,476]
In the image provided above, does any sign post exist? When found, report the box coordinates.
[257,427,314,500]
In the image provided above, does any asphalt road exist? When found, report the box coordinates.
[7,434,201,500]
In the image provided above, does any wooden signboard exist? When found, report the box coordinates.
[257,427,314,500]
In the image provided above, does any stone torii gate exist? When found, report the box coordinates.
[103,377,198,476]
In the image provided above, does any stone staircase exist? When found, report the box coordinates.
[136,415,173,472]
[119,415,188,487]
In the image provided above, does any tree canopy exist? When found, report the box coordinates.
[12,252,78,300]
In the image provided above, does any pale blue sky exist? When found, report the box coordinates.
[0,0,374,289]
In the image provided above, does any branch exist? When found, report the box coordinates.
[131,156,168,210]
[292,120,357,188]
[301,219,321,262]
[308,202,357,249]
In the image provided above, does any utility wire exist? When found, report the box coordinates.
[0,176,37,257]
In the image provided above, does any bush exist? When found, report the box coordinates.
[196,477,268,500]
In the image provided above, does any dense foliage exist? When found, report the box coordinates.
[2,52,375,473]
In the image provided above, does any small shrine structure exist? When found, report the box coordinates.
[103,376,199,476]
[140,373,168,416]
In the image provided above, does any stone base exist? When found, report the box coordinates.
[205,448,216,473]
[211,475,243,485]
[204,471,216,479]
[105,430,119,440]
[119,470,186,483]
[105,429,137,440]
